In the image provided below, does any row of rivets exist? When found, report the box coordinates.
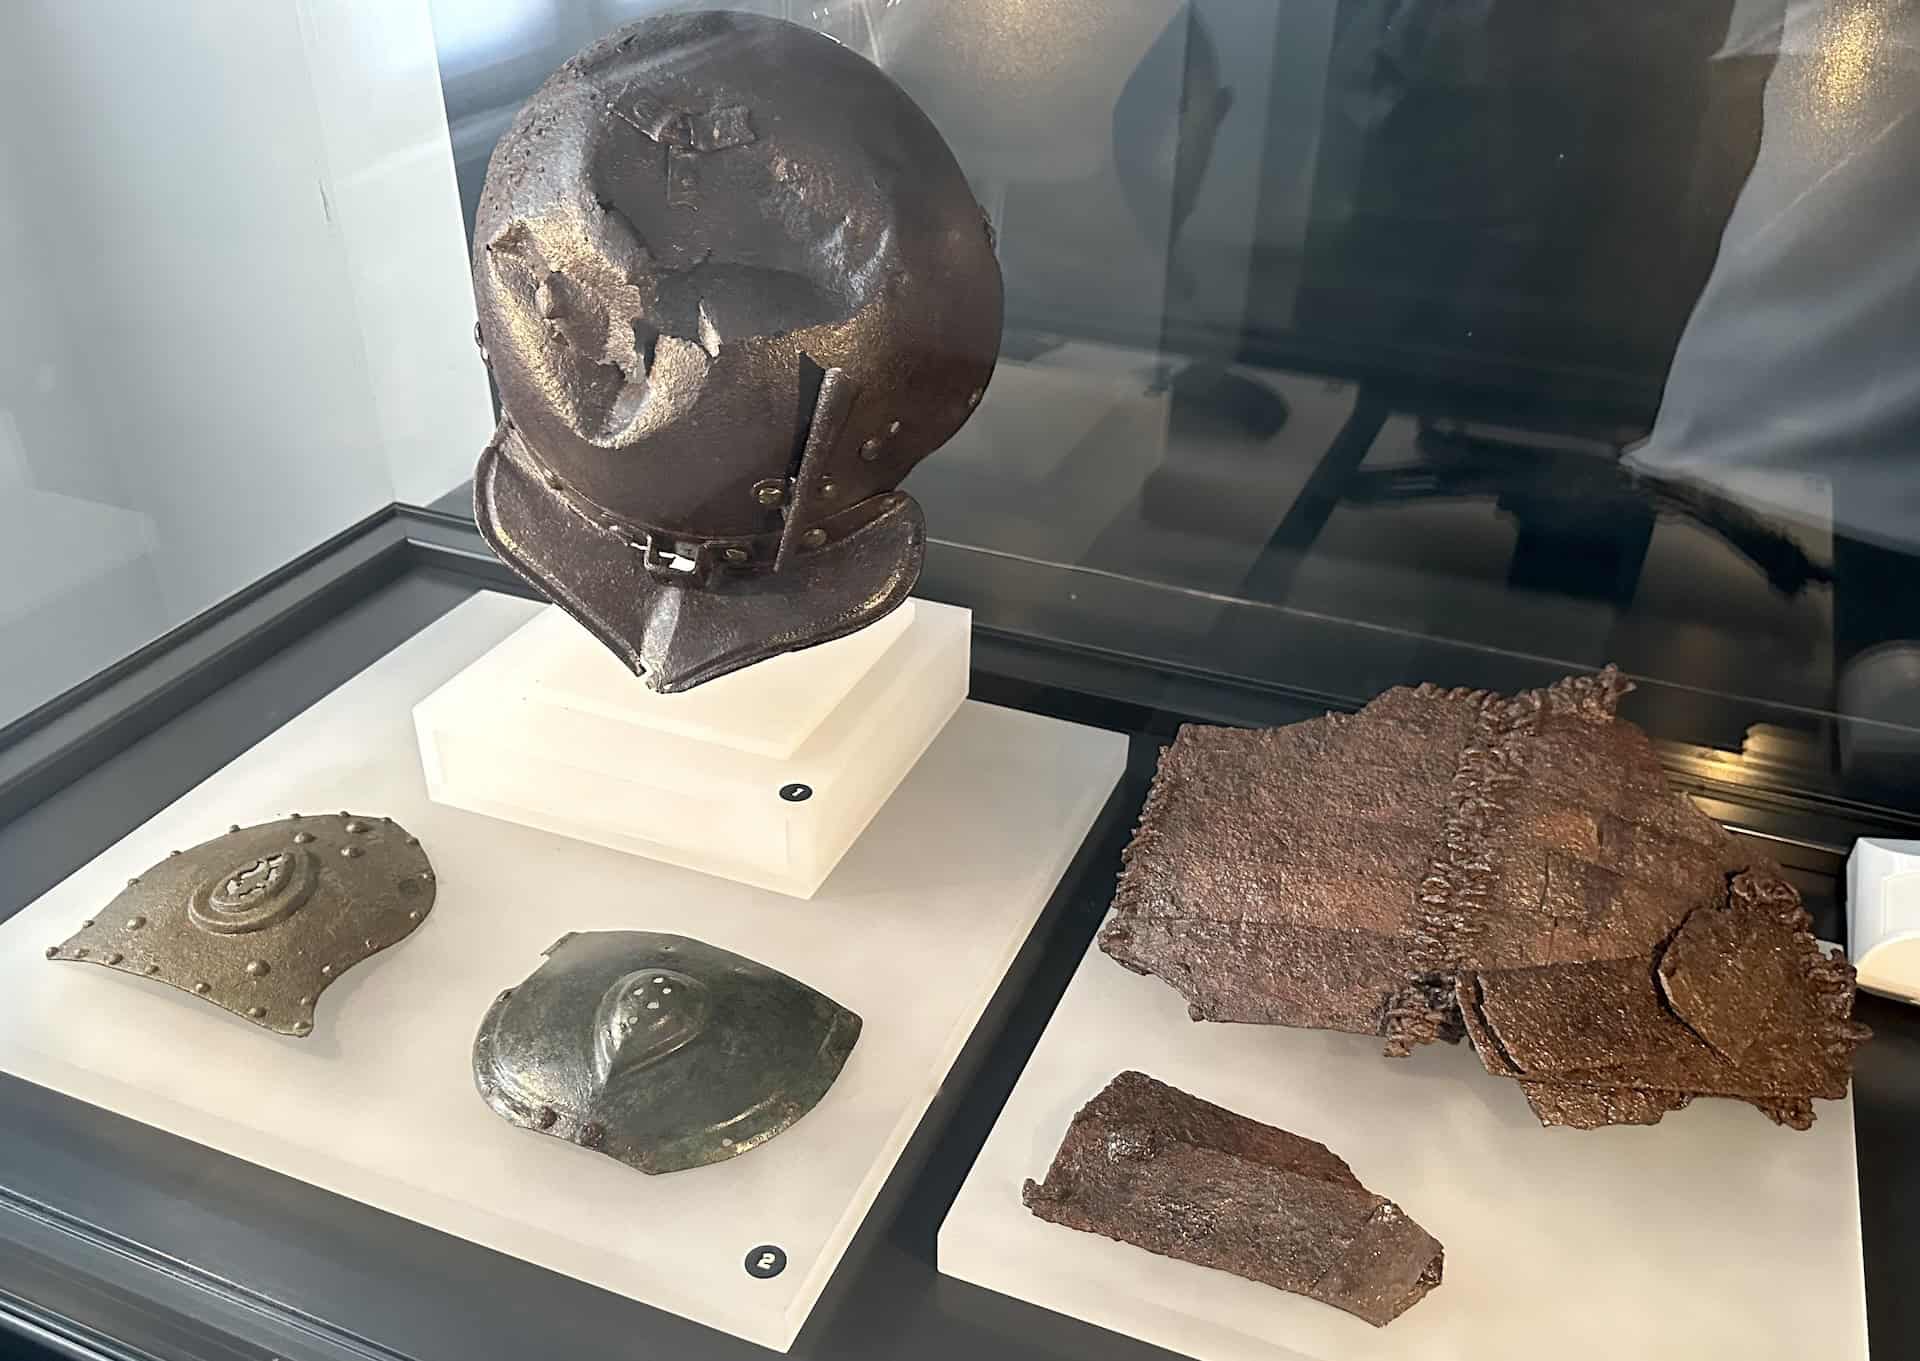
[47,809,424,1039]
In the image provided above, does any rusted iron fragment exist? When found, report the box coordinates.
[1022,1072,1443,1327]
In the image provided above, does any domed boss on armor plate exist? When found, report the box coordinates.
[471,11,1003,692]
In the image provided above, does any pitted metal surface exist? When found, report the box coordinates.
[46,814,435,1037]
[473,931,861,1175]
[472,11,1002,691]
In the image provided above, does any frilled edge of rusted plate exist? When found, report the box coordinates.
[46,813,436,1037]
[1022,1071,1443,1328]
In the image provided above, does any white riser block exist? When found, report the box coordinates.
[414,599,970,898]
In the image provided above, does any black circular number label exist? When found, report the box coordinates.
[744,1244,788,1279]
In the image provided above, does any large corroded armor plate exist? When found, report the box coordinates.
[473,11,1002,692]
[1099,668,1866,1129]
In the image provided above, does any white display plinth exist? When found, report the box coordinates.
[1849,837,1920,1005]
[414,598,969,899]
[940,913,1867,1361]
[0,592,1126,1353]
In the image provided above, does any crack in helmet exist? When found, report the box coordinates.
[472,11,1003,691]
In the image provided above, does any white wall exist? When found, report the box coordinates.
[0,0,491,726]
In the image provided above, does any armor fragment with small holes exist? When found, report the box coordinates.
[46,814,435,1037]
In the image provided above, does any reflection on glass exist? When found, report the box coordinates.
[422,0,1920,804]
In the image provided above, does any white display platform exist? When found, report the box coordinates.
[0,592,1126,1353]
[940,915,1867,1361]
[414,598,970,898]
[1849,837,1920,1005]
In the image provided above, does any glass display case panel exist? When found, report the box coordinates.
[429,0,1920,814]
[0,1,489,730]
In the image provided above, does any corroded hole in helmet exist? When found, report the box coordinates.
[472,11,1003,692]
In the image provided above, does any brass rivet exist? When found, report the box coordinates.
[127,876,140,887]
[536,1106,558,1129]
[246,960,270,978]
[289,812,302,820]
[404,835,420,846]
[169,849,182,857]
[968,387,984,408]
[193,981,211,995]
[801,528,828,549]
[298,996,312,1007]
[752,480,785,507]
[291,1020,313,1036]
[819,480,837,498]
[144,963,160,975]
[44,946,57,959]
[341,846,364,859]
[408,909,422,921]
[546,473,564,491]
[364,938,376,949]
[293,831,315,844]
[73,947,89,959]
[344,820,368,834]
[81,919,94,929]
[887,419,902,435]
[104,952,123,965]
[126,915,146,930]
[246,1006,266,1020]
[321,964,335,977]
[722,546,748,564]
[859,437,882,461]
[228,824,241,833]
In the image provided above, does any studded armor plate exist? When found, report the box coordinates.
[473,931,862,1174]
[471,11,1002,692]
[45,814,436,1037]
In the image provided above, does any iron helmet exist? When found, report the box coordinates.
[472,11,1003,691]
